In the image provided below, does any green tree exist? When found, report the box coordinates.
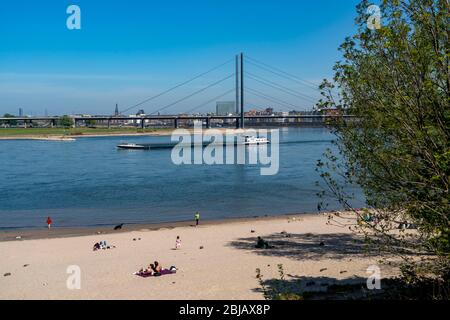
[59,115,74,128]
[85,119,96,128]
[317,0,449,290]
[2,113,17,126]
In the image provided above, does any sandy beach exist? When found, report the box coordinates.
[0,213,398,300]
[0,128,262,140]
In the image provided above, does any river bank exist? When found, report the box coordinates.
[0,127,174,140]
[0,212,399,300]
[0,212,308,242]
[0,127,266,140]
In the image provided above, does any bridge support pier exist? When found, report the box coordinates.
[107,119,111,129]
[235,118,240,129]
[141,119,145,129]
[174,118,179,129]
[206,117,211,129]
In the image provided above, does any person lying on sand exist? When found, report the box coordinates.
[134,263,177,277]
[255,236,274,249]
[137,266,153,275]
[133,265,153,277]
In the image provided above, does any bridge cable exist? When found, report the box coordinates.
[246,72,318,104]
[245,56,323,91]
[247,87,305,110]
[150,74,235,115]
[185,89,235,114]
[120,58,234,114]
[246,56,341,96]
[246,87,305,111]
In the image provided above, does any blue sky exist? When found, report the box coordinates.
[0,0,362,115]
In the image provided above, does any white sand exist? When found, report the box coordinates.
[0,213,397,300]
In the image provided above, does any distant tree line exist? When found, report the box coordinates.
[1,113,17,126]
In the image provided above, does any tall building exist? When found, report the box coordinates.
[216,101,235,116]
[19,108,23,117]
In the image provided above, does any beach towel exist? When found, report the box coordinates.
[136,268,176,278]
[134,271,153,278]
[160,269,176,275]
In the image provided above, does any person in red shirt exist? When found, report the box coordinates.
[46,217,52,229]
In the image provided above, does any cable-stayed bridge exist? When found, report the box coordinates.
[1,54,352,128]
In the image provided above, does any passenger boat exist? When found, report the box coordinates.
[241,135,270,145]
[117,143,150,150]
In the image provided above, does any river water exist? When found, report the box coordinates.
[0,127,365,229]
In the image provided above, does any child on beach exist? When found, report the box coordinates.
[46,216,52,229]
[175,236,181,250]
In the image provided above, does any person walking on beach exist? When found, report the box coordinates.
[194,212,200,226]
[175,236,181,250]
[46,216,52,229]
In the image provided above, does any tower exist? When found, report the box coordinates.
[240,52,244,129]
[235,55,239,115]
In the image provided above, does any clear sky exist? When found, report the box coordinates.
[0,0,362,116]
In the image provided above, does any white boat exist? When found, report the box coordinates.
[241,135,270,145]
[117,143,150,150]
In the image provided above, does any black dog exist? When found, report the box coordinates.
[114,224,124,230]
